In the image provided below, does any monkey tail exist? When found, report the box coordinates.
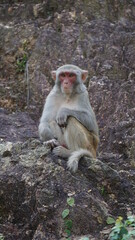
[67,149,93,173]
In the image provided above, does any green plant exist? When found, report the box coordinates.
[0,233,4,240]
[100,185,105,195]
[107,215,135,240]
[16,39,29,73]
[16,53,28,73]
[62,197,75,239]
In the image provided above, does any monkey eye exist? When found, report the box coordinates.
[60,73,66,77]
[69,73,75,77]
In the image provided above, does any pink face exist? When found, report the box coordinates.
[59,72,76,94]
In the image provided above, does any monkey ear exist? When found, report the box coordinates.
[51,71,56,81]
[82,70,88,82]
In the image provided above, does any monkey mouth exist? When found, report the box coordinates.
[63,87,70,91]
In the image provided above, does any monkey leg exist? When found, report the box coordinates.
[92,134,99,152]
[39,123,55,141]
[49,121,72,157]
[49,120,67,147]
[64,117,98,158]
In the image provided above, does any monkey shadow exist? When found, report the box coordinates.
[48,150,93,175]
[47,150,68,169]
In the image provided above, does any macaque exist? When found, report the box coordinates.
[39,64,99,172]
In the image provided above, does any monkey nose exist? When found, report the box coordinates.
[64,80,68,85]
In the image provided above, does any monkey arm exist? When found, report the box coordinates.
[56,107,99,136]
[38,96,58,141]
[68,109,98,135]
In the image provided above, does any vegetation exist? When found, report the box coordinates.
[0,233,4,240]
[62,197,75,239]
[61,197,90,239]
[16,39,29,73]
[107,216,135,240]
[16,53,28,73]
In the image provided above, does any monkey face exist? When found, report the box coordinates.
[51,65,88,94]
[59,72,77,94]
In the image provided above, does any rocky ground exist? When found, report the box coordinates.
[0,138,134,240]
[0,0,135,239]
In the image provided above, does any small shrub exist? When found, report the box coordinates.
[107,215,135,240]
[0,233,4,240]
[16,53,28,73]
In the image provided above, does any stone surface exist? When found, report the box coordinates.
[0,108,38,142]
[0,140,134,240]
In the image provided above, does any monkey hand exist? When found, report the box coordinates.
[44,139,59,148]
[56,108,69,127]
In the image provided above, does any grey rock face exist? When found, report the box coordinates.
[0,0,135,239]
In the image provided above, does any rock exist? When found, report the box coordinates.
[0,142,13,157]
[0,0,135,239]
[0,140,134,239]
[0,109,38,142]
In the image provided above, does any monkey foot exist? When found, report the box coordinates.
[53,146,71,158]
[44,139,59,148]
